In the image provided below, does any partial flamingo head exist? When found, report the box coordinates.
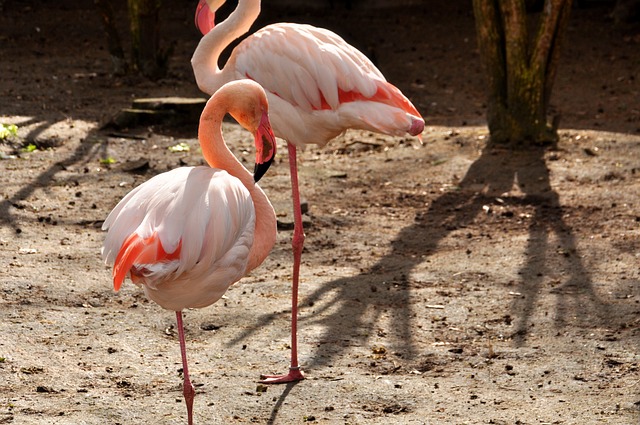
[409,115,425,142]
[195,0,218,35]
[253,109,276,182]
[216,80,276,182]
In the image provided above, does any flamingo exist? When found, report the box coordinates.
[101,79,277,425]
[191,0,425,384]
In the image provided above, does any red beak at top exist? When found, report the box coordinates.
[195,0,215,35]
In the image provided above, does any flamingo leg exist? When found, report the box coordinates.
[260,142,305,384]
[176,311,195,425]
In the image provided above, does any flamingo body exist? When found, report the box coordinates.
[192,2,425,148]
[101,79,278,424]
[102,166,257,311]
[237,24,423,145]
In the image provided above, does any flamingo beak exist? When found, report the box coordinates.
[195,0,215,35]
[254,110,276,183]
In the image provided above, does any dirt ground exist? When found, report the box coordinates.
[1,0,639,424]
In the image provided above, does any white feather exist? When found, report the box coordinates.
[102,166,256,311]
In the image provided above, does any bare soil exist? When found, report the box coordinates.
[1,1,639,424]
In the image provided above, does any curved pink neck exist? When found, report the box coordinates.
[198,92,276,273]
[198,105,251,187]
[191,0,261,95]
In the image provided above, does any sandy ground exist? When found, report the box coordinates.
[0,1,639,424]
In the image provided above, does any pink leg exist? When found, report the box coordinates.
[176,311,195,425]
[260,142,305,384]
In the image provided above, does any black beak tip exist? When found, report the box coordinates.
[253,157,274,183]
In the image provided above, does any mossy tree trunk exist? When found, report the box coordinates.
[95,0,170,80]
[472,0,573,147]
[95,0,128,75]
[128,0,169,80]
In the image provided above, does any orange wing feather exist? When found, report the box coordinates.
[312,81,421,119]
[112,232,182,291]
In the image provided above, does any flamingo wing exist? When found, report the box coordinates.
[229,23,423,143]
[233,23,385,112]
[102,166,255,294]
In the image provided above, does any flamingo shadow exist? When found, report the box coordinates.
[265,382,299,425]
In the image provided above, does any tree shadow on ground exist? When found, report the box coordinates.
[0,119,109,231]
[236,143,625,382]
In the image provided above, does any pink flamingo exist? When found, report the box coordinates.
[102,79,277,425]
[191,0,425,384]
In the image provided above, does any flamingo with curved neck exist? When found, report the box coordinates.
[191,0,425,384]
[102,79,277,424]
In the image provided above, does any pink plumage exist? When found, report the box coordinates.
[192,2,424,146]
[102,166,257,310]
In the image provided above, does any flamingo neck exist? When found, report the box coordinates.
[199,108,251,187]
[191,0,261,95]
[198,96,276,273]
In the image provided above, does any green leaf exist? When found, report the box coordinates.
[0,123,18,140]
[22,143,37,153]
[100,157,117,165]
[168,142,190,153]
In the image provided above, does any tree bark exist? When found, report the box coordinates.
[473,0,573,147]
[128,0,168,80]
[95,0,128,75]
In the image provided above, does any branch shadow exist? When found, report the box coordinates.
[0,118,110,231]
[233,143,623,373]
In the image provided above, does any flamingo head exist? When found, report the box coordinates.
[253,110,276,182]
[195,0,219,35]
[220,80,277,182]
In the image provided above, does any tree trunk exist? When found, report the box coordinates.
[128,0,168,80]
[473,0,573,147]
[95,0,128,75]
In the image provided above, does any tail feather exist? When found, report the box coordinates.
[372,81,422,120]
[112,232,182,291]
[313,81,423,124]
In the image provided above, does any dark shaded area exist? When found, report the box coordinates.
[1,0,638,134]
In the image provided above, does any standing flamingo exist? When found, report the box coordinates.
[191,0,425,384]
[101,79,277,425]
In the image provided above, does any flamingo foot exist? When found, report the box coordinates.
[259,367,305,384]
[183,381,195,425]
